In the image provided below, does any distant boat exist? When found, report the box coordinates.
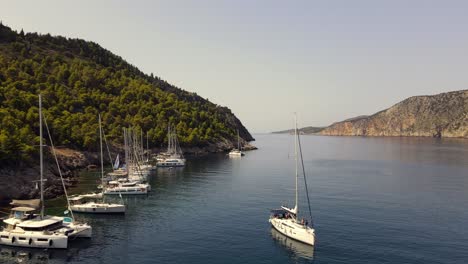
[103,180,148,195]
[104,127,149,195]
[69,193,125,214]
[70,114,125,214]
[0,94,92,249]
[269,115,315,246]
[229,130,245,157]
[157,125,186,167]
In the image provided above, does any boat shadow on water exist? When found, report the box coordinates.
[0,238,92,263]
[271,228,315,261]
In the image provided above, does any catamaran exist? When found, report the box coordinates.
[269,115,315,246]
[229,129,245,157]
[0,95,92,249]
[69,115,125,214]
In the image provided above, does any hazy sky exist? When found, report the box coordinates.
[1,0,467,132]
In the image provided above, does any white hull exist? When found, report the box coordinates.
[228,151,244,157]
[269,218,315,246]
[65,222,92,238]
[156,160,185,167]
[70,203,125,214]
[103,188,147,195]
[0,231,68,249]
[270,228,314,259]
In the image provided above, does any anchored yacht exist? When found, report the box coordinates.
[269,115,315,246]
[69,193,125,214]
[229,130,245,157]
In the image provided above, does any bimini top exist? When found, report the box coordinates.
[10,199,41,209]
[17,216,63,228]
[11,207,36,212]
[270,208,288,215]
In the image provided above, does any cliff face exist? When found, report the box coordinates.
[320,90,468,138]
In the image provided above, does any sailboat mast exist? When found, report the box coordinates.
[39,94,44,218]
[124,128,128,174]
[294,114,298,216]
[99,114,104,184]
[237,129,240,150]
[140,128,143,160]
[146,131,149,161]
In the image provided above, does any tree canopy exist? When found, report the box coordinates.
[0,23,253,166]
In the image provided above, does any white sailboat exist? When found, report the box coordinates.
[157,125,185,167]
[269,115,315,246]
[104,127,149,195]
[229,130,245,157]
[0,94,92,249]
[69,115,125,214]
[69,193,125,214]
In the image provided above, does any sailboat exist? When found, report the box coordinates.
[0,95,92,249]
[229,129,245,157]
[103,127,149,195]
[156,125,185,167]
[69,115,126,214]
[269,115,315,246]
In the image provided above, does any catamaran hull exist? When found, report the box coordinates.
[66,223,92,238]
[269,218,315,246]
[0,231,68,249]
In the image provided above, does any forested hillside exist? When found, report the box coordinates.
[0,23,253,165]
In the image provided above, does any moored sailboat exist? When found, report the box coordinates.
[157,125,185,167]
[103,127,149,195]
[269,115,315,246]
[229,129,245,157]
[69,115,125,214]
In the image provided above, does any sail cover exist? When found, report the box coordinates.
[10,199,41,209]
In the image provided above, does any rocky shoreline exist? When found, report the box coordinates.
[319,90,467,138]
[0,141,257,205]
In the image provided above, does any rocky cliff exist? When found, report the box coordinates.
[320,90,467,138]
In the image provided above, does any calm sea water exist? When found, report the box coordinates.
[1,134,468,264]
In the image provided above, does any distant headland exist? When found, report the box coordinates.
[273,90,467,139]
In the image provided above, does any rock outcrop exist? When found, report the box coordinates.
[0,148,92,204]
[320,90,467,138]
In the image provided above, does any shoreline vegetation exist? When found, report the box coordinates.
[0,23,256,204]
[273,90,467,139]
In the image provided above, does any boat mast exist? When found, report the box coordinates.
[237,129,240,150]
[146,131,149,161]
[124,128,128,174]
[99,114,104,185]
[140,128,143,161]
[294,113,298,217]
[39,94,44,219]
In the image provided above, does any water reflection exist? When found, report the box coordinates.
[270,228,314,261]
[0,239,91,264]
